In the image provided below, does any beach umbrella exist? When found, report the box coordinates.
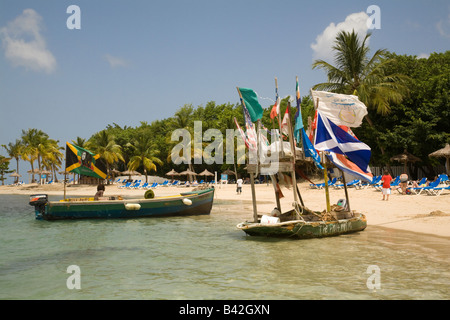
[429,143,450,175]
[390,149,421,173]
[199,169,214,182]
[10,171,21,183]
[166,169,179,176]
[179,169,197,182]
[121,170,141,181]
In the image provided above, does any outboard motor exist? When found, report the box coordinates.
[29,194,48,219]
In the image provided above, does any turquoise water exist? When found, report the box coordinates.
[0,194,449,300]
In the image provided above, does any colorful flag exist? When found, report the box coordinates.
[281,105,290,136]
[270,96,280,120]
[294,77,303,142]
[237,87,263,122]
[326,152,373,182]
[301,127,323,169]
[311,90,368,127]
[65,142,107,179]
[314,111,371,173]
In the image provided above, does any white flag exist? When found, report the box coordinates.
[311,90,368,127]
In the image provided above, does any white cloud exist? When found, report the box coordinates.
[417,53,430,59]
[436,12,450,38]
[311,11,370,63]
[0,9,56,73]
[104,54,129,68]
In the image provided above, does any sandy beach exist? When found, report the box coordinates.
[1,181,449,238]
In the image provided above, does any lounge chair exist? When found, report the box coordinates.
[119,182,132,188]
[439,174,449,185]
[310,177,338,189]
[408,178,442,195]
[171,180,179,186]
[139,182,149,189]
[333,179,360,189]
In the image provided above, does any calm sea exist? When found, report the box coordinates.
[0,194,449,300]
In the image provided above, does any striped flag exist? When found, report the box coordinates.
[314,111,372,177]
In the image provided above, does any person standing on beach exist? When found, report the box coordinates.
[399,172,408,194]
[381,170,393,201]
[236,177,243,194]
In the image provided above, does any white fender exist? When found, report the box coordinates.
[182,198,192,206]
[125,203,141,210]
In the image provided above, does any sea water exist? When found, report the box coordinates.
[0,194,449,300]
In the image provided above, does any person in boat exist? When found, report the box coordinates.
[381,170,392,201]
[94,184,105,200]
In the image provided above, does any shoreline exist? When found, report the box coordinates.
[1,181,449,238]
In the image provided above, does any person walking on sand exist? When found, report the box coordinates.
[381,170,393,201]
[236,177,243,194]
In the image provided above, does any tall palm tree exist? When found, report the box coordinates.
[312,30,409,168]
[312,30,408,116]
[89,130,124,183]
[127,135,163,183]
[2,139,23,183]
[21,128,47,183]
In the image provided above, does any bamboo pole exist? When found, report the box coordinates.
[322,152,331,213]
[340,169,351,211]
[236,87,258,222]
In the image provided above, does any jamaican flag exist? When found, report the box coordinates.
[65,142,107,179]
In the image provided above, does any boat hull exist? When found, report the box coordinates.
[237,213,367,239]
[32,188,214,221]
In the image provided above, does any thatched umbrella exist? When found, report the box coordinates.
[121,170,141,181]
[199,169,214,182]
[429,143,450,175]
[390,149,421,173]
[222,169,235,176]
[166,169,179,176]
[179,169,197,182]
[10,171,21,184]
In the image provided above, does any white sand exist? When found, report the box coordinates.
[1,181,449,238]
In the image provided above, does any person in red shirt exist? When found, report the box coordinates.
[381,170,393,201]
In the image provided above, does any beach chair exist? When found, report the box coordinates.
[171,180,179,187]
[333,179,360,189]
[139,182,149,189]
[310,177,337,189]
[439,174,449,185]
[119,182,132,188]
[426,185,450,196]
[409,178,441,195]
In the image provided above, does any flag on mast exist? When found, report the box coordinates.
[237,87,264,122]
[293,77,303,142]
[65,142,107,179]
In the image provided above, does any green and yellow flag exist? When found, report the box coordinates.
[65,142,107,179]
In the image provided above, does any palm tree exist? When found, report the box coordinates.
[127,135,163,183]
[2,139,23,183]
[312,30,408,116]
[89,130,124,183]
[312,30,409,169]
[21,128,47,183]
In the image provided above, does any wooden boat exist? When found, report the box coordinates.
[29,188,214,221]
[237,207,367,239]
[235,83,369,239]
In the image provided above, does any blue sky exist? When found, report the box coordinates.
[1,0,449,182]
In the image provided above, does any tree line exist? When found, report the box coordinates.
[2,31,449,184]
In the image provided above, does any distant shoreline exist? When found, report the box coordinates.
[1,181,449,238]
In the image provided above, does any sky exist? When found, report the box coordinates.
[1,0,449,183]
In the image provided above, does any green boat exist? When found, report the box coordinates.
[237,208,367,239]
[30,188,215,221]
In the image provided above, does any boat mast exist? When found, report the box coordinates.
[236,87,258,222]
